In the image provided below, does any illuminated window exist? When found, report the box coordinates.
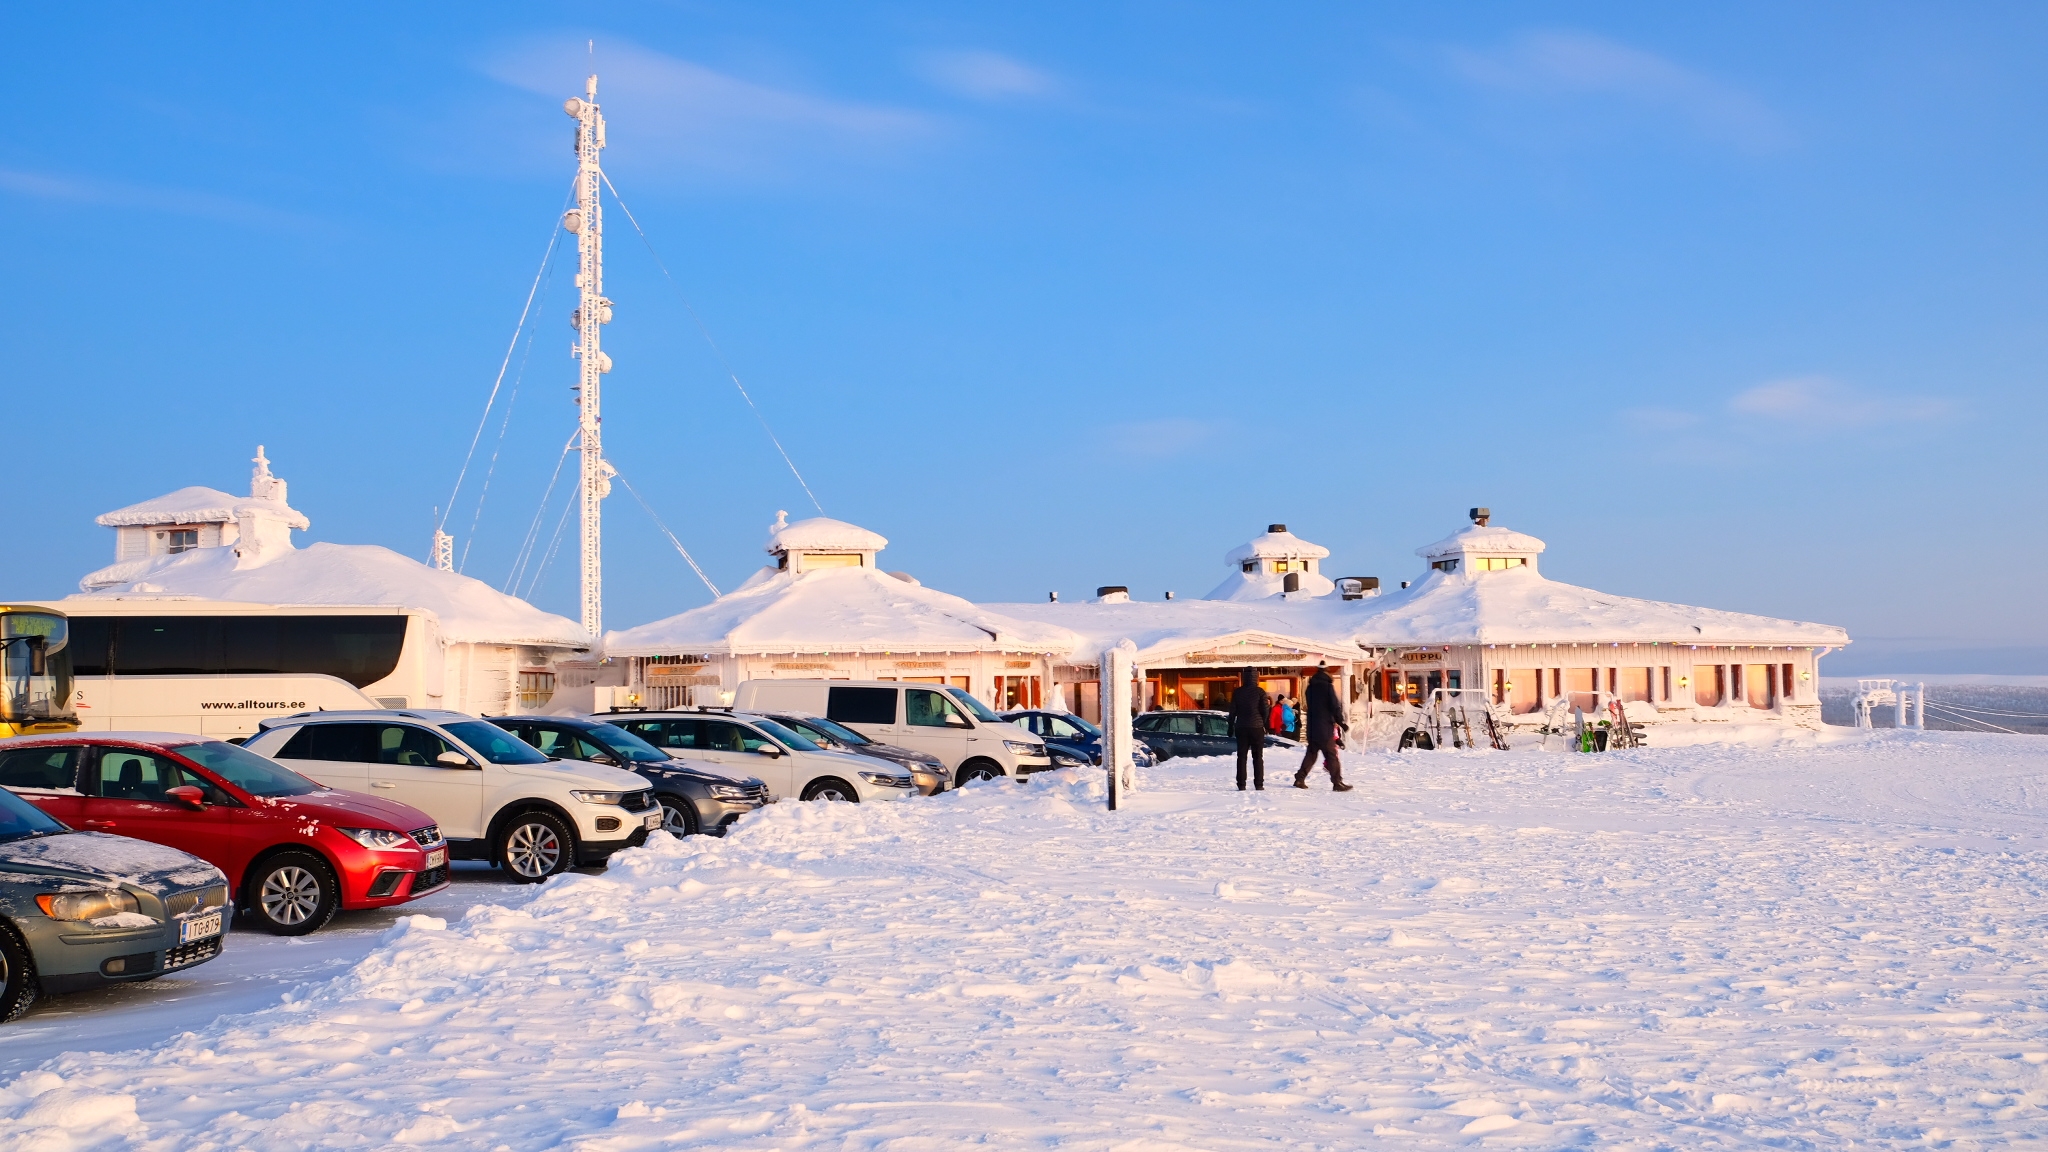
[799,553,863,571]
[1472,557,1524,571]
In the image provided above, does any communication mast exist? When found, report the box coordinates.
[564,75,614,636]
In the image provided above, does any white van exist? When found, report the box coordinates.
[732,680,1050,786]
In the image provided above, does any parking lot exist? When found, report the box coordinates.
[0,862,539,1079]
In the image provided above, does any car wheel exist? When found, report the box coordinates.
[245,851,339,936]
[801,777,859,802]
[0,923,38,1023]
[498,811,574,883]
[957,760,1004,785]
[658,794,700,836]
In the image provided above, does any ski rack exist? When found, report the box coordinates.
[1422,688,1512,751]
[1538,692,1648,751]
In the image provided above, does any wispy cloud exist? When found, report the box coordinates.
[480,38,940,180]
[913,50,1061,102]
[1446,30,1792,151]
[0,168,310,228]
[1729,376,1952,427]
[1097,417,1218,460]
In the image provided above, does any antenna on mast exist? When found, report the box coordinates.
[565,72,612,636]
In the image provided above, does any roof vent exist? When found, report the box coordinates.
[1336,576,1380,600]
[1096,585,1130,604]
[1267,523,1287,533]
[1469,507,1490,526]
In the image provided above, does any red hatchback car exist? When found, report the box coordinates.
[0,733,449,935]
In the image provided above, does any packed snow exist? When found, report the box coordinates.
[8,728,2048,1147]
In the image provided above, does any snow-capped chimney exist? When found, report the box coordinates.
[82,445,310,588]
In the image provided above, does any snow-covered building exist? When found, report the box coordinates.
[1205,524,1336,601]
[59,448,588,723]
[988,511,1849,732]
[599,514,1079,711]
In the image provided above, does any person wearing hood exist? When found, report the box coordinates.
[1294,663,1353,792]
[1227,667,1272,791]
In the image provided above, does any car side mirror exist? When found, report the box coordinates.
[590,753,617,766]
[755,745,783,758]
[164,785,205,811]
[435,751,476,769]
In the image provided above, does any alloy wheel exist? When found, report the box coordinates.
[661,802,694,835]
[261,866,321,926]
[506,822,562,878]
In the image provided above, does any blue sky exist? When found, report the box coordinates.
[6,4,2046,670]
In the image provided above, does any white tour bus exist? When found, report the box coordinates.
[27,598,553,740]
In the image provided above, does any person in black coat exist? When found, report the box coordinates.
[1294,664,1353,791]
[1226,667,1271,791]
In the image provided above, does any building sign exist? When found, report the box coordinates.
[646,663,711,684]
[769,662,838,671]
[1399,651,1443,663]
[1005,660,1034,669]
[893,660,945,669]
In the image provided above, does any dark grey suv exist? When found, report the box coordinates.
[495,716,769,837]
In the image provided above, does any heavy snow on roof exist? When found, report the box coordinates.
[95,486,310,530]
[1417,523,1546,561]
[67,542,586,647]
[1224,528,1330,564]
[989,597,1364,662]
[995,567,1847,658]
[766,516,888,555]
[606,566,1078,657]
[1346,567,1847,648]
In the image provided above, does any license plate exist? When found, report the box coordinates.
[425,848,446,869]
[643,811,662,830]
[180,911,223,943]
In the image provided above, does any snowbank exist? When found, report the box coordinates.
[10,732,2048,1147]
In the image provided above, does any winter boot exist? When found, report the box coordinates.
[1292,772,1309,789]
[1332,780,1354,792]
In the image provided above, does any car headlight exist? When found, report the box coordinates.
[569,789,631,804]
[858,771,912,786]
[708,784,753,800]
[338,827,413,850]
[1049,749,1088,767]
[36,889,140,921]
[1003,740,1044,756]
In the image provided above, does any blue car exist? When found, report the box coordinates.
[999,710,1155,769]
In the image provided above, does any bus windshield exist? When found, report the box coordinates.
[1,610,74,729]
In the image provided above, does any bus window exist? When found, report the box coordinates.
[65,615,408,688]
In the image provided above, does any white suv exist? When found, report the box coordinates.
[596,709,915,803]
[243,709,662,882]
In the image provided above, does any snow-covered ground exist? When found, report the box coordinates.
[9,727,2048,1148]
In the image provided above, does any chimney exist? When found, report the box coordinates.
[1267,523,1287,534]
[1469,507,1490,527]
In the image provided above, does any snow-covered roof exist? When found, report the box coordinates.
[96,485,310,531]
[1224,526,1330,565]
[606,565,1077,657]
[995,563,1847,660]
[766,514,888,555]
[1417,523,1545,562]
[1345,567,1847,648]
[990,598,1364,664]
[1203,569,1338,602]
[68,543,587,648]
